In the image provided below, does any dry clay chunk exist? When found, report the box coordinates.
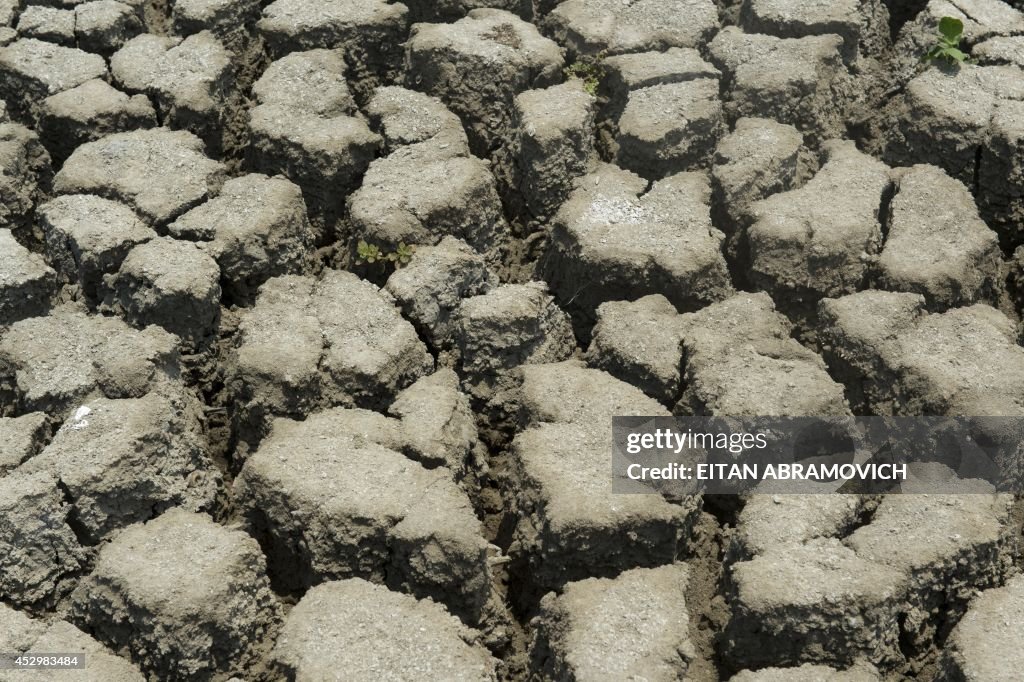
[110,32,235,153]
[531,564,696,680]
[0,470,85,608]
[738,0,890,63]
[101,237,221,349]
[38,79,156,164]
[729,662,883,681]
[367,86,471,154]
[0,39,107,120]
[939,574,1024,682]
[0,228,56,326]
[708,27,851,145]
[385,236,491,350]
[615,77,724,181]
[172,0,262,56]
[0,122,51,232]
[746,141,890,309]
[70,509,282,681]
[229,271,432,445]
[405,9,563,153]
[877,164,1001,309]
[74,0,145,55]
[258,0,408,83]
[600,48,721,120]
[54,128,226,227]
[543,163,733,324]
[845,494,1018,651]
[40,194,154,302]
[18,393,220,544]
[0,306,181,417]
[168,173,314,304]
[0,413,49,474]
[247,103,380,229]
[730,494,866,562]
[2,619,146,681]
[546,0,718,57]
[347,130,509,258]
[16,6,76,45]
[235,414,491,622]
[723,538,906,670]
[818,291,1024,415]
[252,49,356,118]
[509,80,595,222]
[272,580,498,681]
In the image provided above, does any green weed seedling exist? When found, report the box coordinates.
[922,16,971,66]
[356,240,416,269]
[564,52,606,96]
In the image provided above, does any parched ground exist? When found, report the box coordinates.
[1,0,1023,680]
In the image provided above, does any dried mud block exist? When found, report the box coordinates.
[509,421,698,589]
[454,282,576,400]
[818,291,1024,415]
[531,564,696,680]
[252,49,356,118]
[723,538,905,670]
[247,103,380,231]
[0,122,51,234]
[505,80,595,222]
[877,165,1001,309]
[708,27,851,145]
[973,35,1024,68]
[711,117,812,236]
[385,237,492,350]
[677,293,850,416]
[347,134,509,260]
[585,295,686,404]
[601,48,721,120]
[228,271,432,447]
[54,128,226,227]
[0,0,16,26]
[74,0,144,55]
[0,604,47,654]
[19,393,220,544]
[542,164,733,329]
[235,415,491,622]
[367,86,470,155]
[17,6,76,46]
[38,79,156,164]
[110,32,237,154]
[0,39,107,121]
[615,77,724,180]
[70,509,282,681]
[979,95,1024,247]
[0,470,85,608]
[746,141,890,318]
[168,174,313,304]
[100,237,221,349]
[0,228,57,326]
[39,194,155,303]
[388,368,481,478]
[730,662,883,681]
[0,413,49,474]
[0,306,181,417]
[846,495,1018,651]
[546,0,718,57]
[258,0,408,89]
[514,360,669,427]
[405,9,563,154]
[938,574,1024,682]
[730,495,866,562]
[172,0,262,57]
[272,580,498,681]
[4,619,147,681]
[738,0,890,63]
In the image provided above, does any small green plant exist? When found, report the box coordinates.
[356,240,416,269]
[922,16,970,65]
[564,52,606,96]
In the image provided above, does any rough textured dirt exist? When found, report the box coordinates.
[0,0,1023,680]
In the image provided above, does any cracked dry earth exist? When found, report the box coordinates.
[1,0,1024,680]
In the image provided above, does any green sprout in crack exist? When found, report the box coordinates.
[356,240,416,269]
[922,16,971,66]
[564,51,606,96]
